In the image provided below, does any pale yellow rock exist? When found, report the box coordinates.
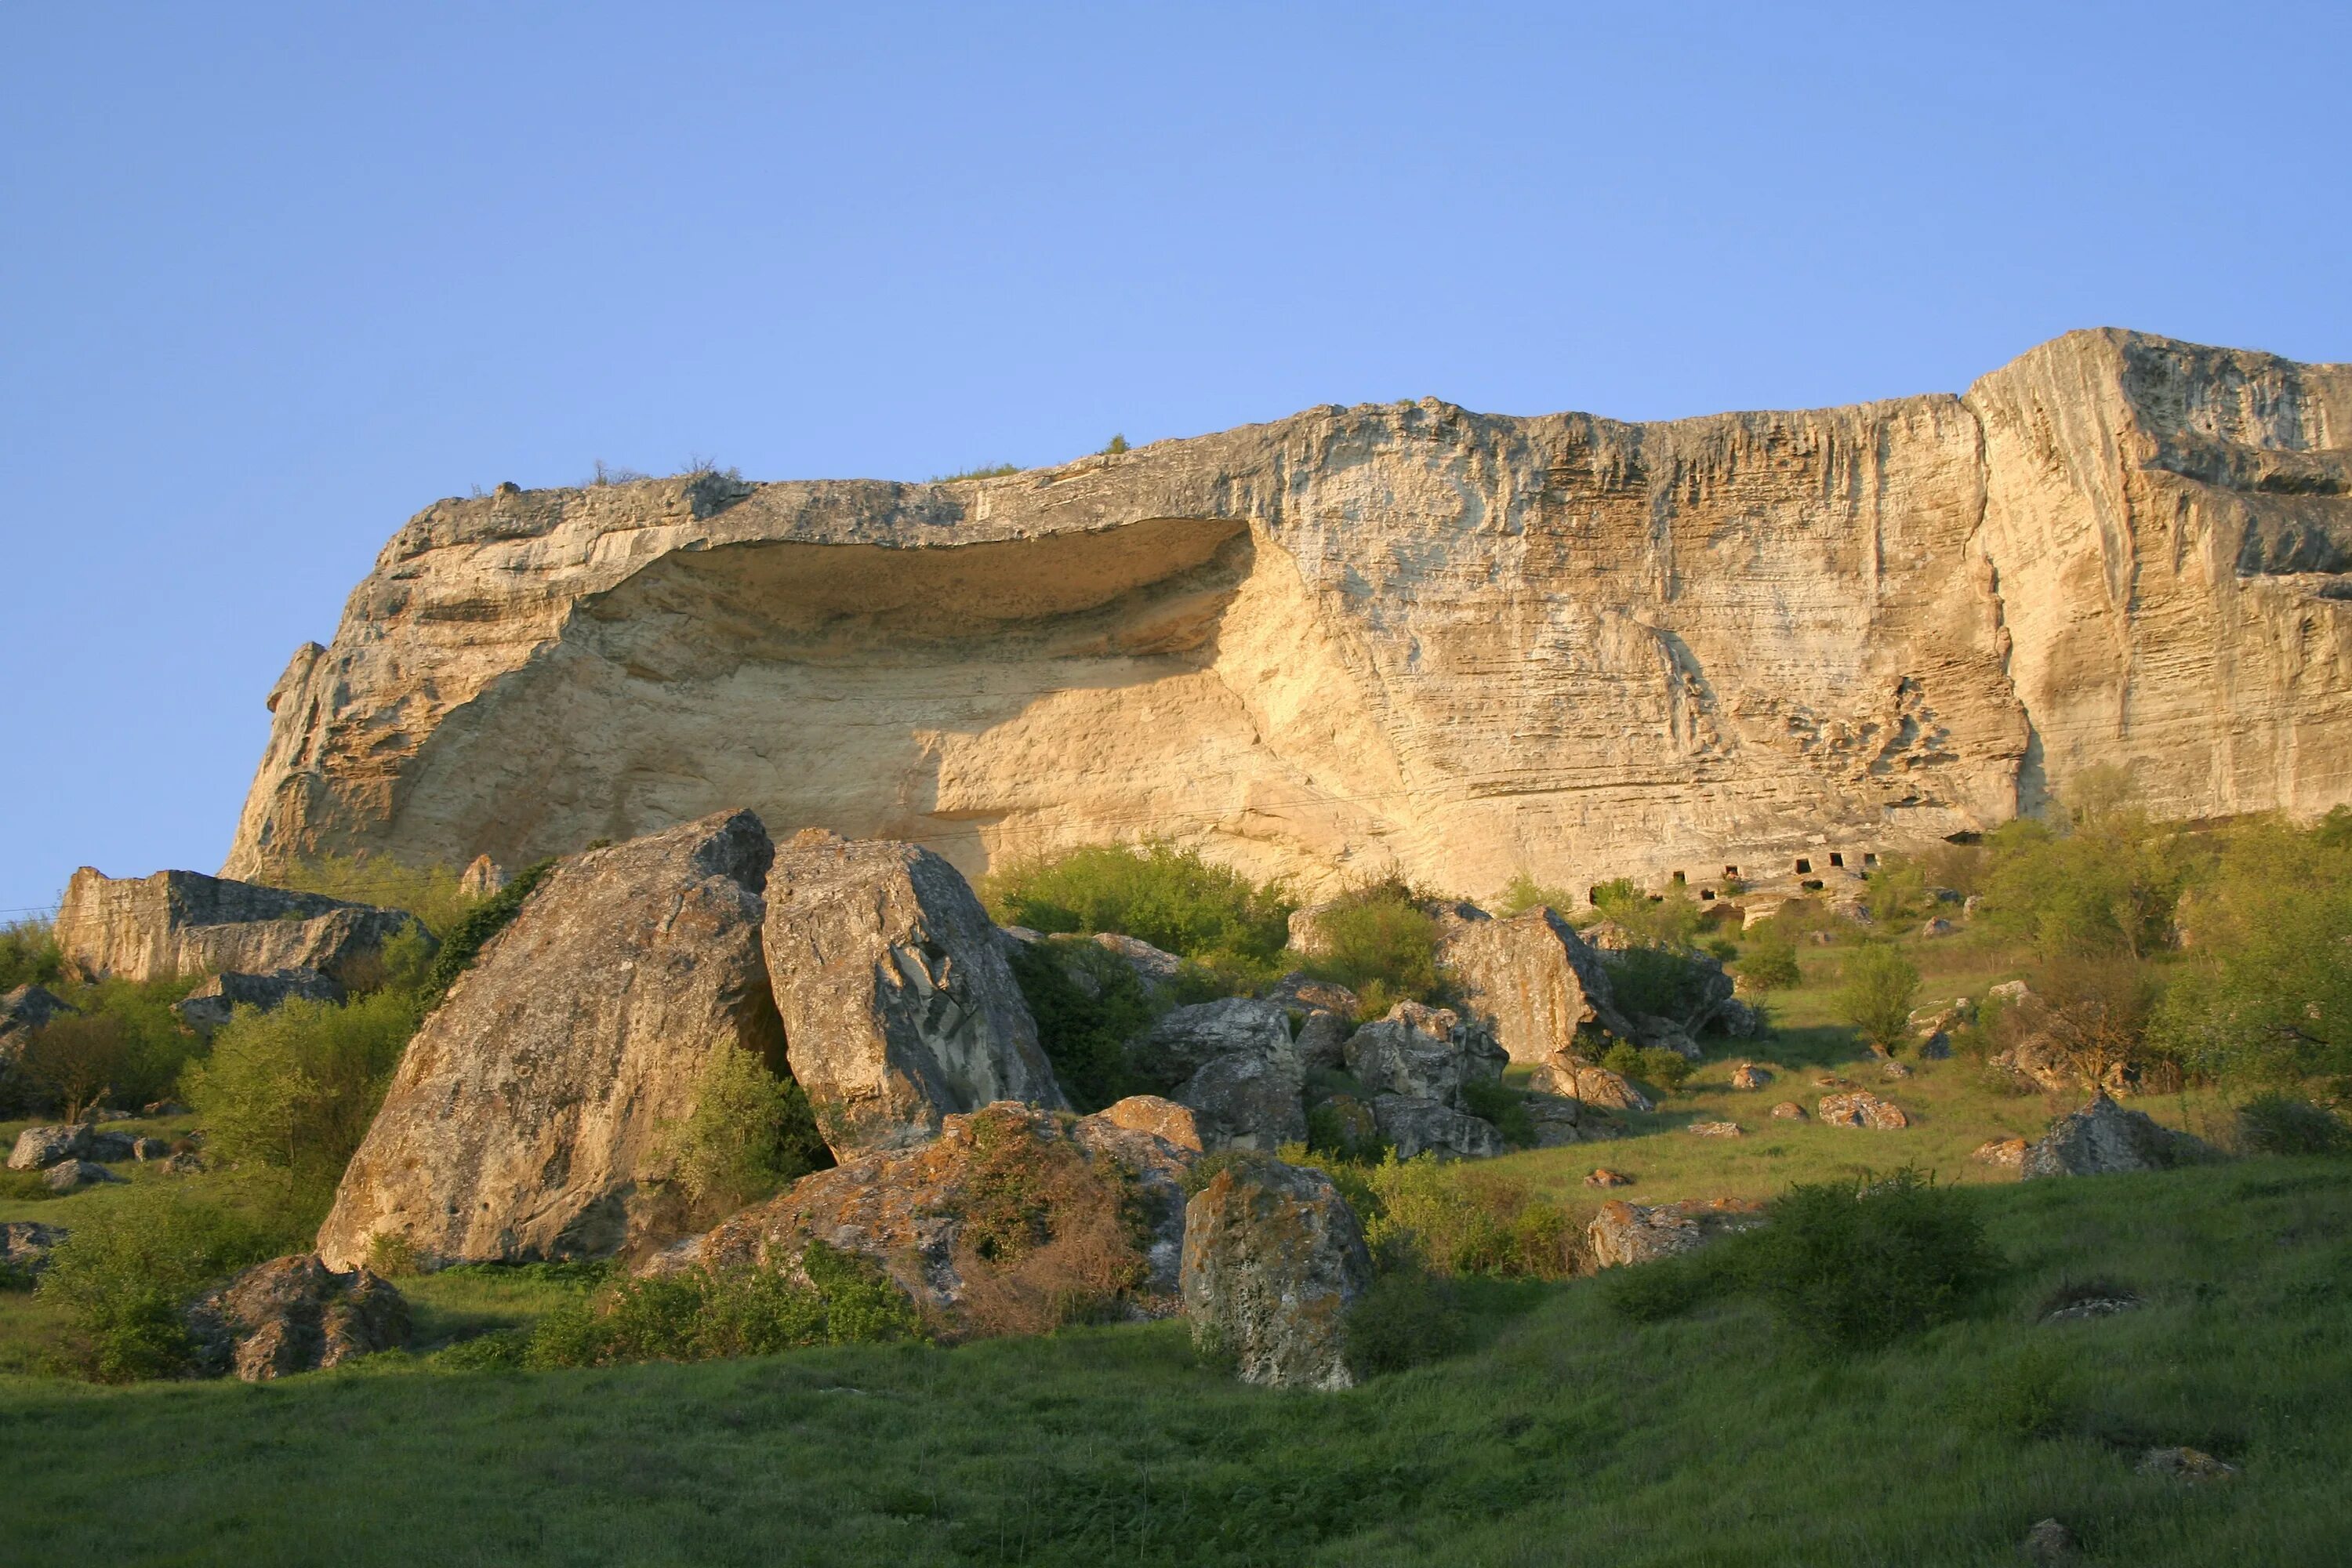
[225,332,2352,899]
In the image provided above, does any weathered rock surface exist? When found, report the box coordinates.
[1342,1002,1505,1109]
[53,867,426,985]
[315,811,788,1270]
[1529,1054,1653,1113]
[0,985,74,1062]
[8,1125,89,1171]
[1770,1100,1808,1120]
[1291,1008,1353,1071]
[1686,1120,1744,1138]
[1817,1091,1910,1131]
[1730,1062,1773,1091]
[1137,997,1297,1088]
[1972,1136,2028,1169]
[223,332,2352,908]
[1179,1156,1371,1390]
[1585,1198,1766,1269]
[1175,1047,1306,1153]
[1085,933,1185,996]
[1090,1094,1202,1151]
[2021,1094,2207,1178]
[764,831,1065,1156]
[1262,972,1359,1016]
[183,1254,409,1381]
[1369,1094,1504,1160]
[43,1160,125,1192]
[0,1221,65,1277]
[1438,908,1629,1063]
[172,967,344,1034]
[696,1102,1192,1335]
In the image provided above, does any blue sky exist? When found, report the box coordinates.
[4,2,2347,916]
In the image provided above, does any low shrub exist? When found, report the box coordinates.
[524,1244,920,1367]
[1459,1078,1537,1148]
[1835,943,1919,1052]
[1739,928,1802,991]
[983,842,1292,975]
[1606,946,1713,1021]
[1496,873,1578,917]
[2234,1094,2351,1156]
[659,1042,830,1215]
[1002,938,1157,1112]
[264,854,476,938]
[1302,883,1443,1004]
[1954,1341,2077,1439]
[37,1185,279,1381]
[183,985,425,1191]
[1601,1041,1693,1095]
[1590,880,1703,951]
[1738,1169,1998,1351]
[1600,1247,1730,1323]
[0,918,61,990]
[1341,1272,1468,1377]
[1361,1157,1579,1279]
[8,975,206,1116]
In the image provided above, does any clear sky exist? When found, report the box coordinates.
[4,2,2348,916]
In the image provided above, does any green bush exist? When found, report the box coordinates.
[1458,1078,1537,1148]
[0,919,62,990]
[1737,1169,1998,1351]
[1588,880,1703,951]
[1304,881,1440,1002]
[1361,1156,1579,1279]
[1607,945,1712,1021]
[1600,1040,1693,1094]
[1973,786,2186,962]
[1497,872,1577,917]
[659,1042,829,1215]
[38,1185,278,1381]
[1835,943,1919,1051]
[182,985,424,1190]
[1737,928,1802,992]
[1002,938,1157,1112]
[264,854,477,938]
[418,858,556,1007]
[10,975,207,1116]
[1341,1272,1468,1377]
[2234,1094,2351,1156]
[524,1244,920,1367]
[985,843,1292,975]
[1600,1246,1731,1323]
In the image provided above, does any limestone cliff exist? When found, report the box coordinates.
[226,330,2352,898]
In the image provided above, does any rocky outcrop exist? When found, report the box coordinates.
[315,811,787,1270]
[172,967,344,1034]
[2021,1094,2208,1178]
[1174,1047,1306,1153]
[53,868,426,986]
[1439,908,1630,1064]
[1342,1002,1506,1109]
[0,985,73,1065]
[0,1221,65,1279]
[222,332,2352,906]
[1585,1198,1766,1269]
[695,1102,1192,1336]
[1817,1091,1910,1131]
[1089,1094,1202,1151]
[8,1124,90,1171]
[1179,1156,1371,1390]
[183,1254,409,1381]
[1369,1094,1504,1160]
[1529,1055,1653,1113]
[764,831,1065,1156]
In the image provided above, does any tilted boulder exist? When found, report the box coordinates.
[184,1254,409,1381]
[1292,1008,1354,1071]
[1438,908,1630,1064]
[316,810,786,1270]
[53,867,428,986]
[2022,1093,2208,1178]
[0,984,74,1065]
[1817,1091,1910,1131]
[172,967,344,1035]
[695,1102,1192,1336]
[1370,1094,1504,1160]
[1585,1198,1766,1269]
[8,1124,90,1171]
[1529,1054,1654,1114]
[1085,933,1185,996]
[1176,1047,1306,1153]
[1343,1002,1505,1109]
[43,1160,125,1192]
[1136,997,1296,1086]
[764,831,1065,1156]
[1180,1156,1372,1390]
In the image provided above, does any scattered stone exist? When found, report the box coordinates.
[1686,1120,1743,1138]
[1529,1054,1653,1113]
[1584,1167,1632,1189]
[699,1102,1194,1334]
[2020,1517,2077,1561]
[2135,1446,2238,1483]
[8,1125,90,1171]
[766,829,1067,1156]
[1179,1156,1371,1390]
[1770,1101,1808,1120]
[1369,1094,1504,1160]
[2021,1093,2207,1179]
[172,967,345,1034]
[1989,1035,2092,1094]
[43,1160,126,1192]
[1989,979,2031,1004]
[1090,1094,1202,1152]
[162,1152,206,1175]
[1972,1137,2028,1169]
[1817,1091,1909,1130]
[1813,1074,1851,1089]
[1881,1059,1913,1080]
[1964,894,1986,915]
[53,866,430,986]
[1920,917,1958,938]
[142,1099,189,1118]
[317,810,799,1270]
[1437,907,1631,1062]
[1343,1002,1505,1109]
[183,1254,410,1381]
[1586,1198,1766,1269]
[1730,1062,1773,1091]
[2041,1293,2140,1325]
[129,1136,171,1162]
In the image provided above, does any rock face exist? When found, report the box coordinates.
[183,1254,409,1381]
[8,1125,89,1171]
[1530,1056,1653,1113]
[1817,1091,1911,1131]
[1173,1047,1306,1153]
[172,967,344,1034]
[53,868,425,985]
[0,1221,65,1278]
[222,331,2352,905]
[2021,1094,2206,1178]
[315,811,788,1270]
[1369,1094,1504,1160]
[1090,1094,1202,1151]
[1179,1156,1372,1390]
[0,985,73,1064]
[1342,1002,1506,1109]
[695,1102,1192,1336]
[1585,1198,1766,1269]
[764,831,1065,1156]
[1438,908,1629,1063]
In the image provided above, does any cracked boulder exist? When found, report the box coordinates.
[1343,1002,1505,1109]
[1438,908,1630,1063]
[1180,1156,1372,1391]
[184,1254,409,1381]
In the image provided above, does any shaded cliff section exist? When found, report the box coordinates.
[224,329,2352,899]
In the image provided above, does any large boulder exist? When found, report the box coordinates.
[1343,1002,1505,1109]
[1817,1091,1911,1131]
[52,867,428,986]
[8,1124,89,1171]
[1085,933,1185,996]
[1528,1054,1654,1114]
[1369,1094,1504,1160]
[764,831,1065,1156]
[1179,1156,1372,1390]
[1585,1198,1766,1269]
[43,1160,125,1192]
[183,1254,409,1381]
[1174,1047,1306,1153]
[695,1102,1192,1336]
[1438,908,1631,1064]
[2022,1094,2208,1178]
[316,810,787,1270]
[1090,1094,1203,1151]
[1136,997,1296,1086]
[171,967,345,1035]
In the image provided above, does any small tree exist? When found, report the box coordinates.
[1836,943,1919,1051]
[18,1015,129,1120]
[1740,927,1802,991]
[658,1043,829,1215]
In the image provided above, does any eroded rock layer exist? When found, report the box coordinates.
[227,331,2352,898]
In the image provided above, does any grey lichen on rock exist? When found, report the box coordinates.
[1179,1156,1372,1391]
